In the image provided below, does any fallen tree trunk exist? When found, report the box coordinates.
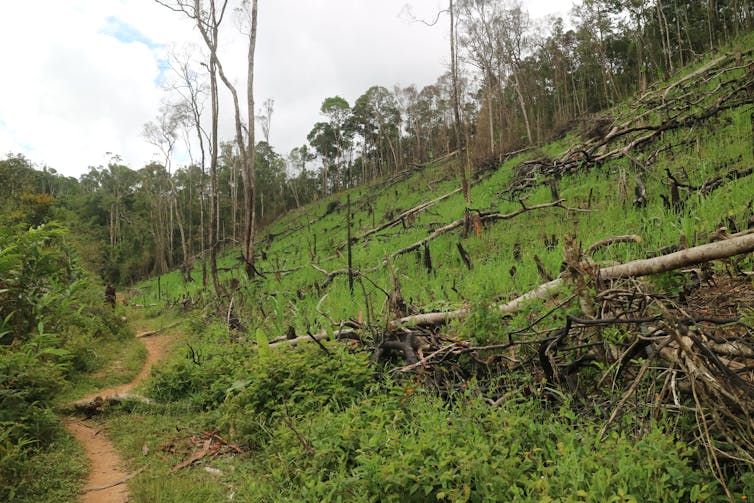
[71,393,156,414]
[136,321,182,338]
[342,187,463,250]
[400,232,754,325]
[276,233,754,346]
[598,232,754,279]
[391,199,577,259]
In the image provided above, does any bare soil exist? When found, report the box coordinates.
[64,332,176,503]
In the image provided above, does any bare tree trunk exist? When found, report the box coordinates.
[231,153,239,243]
[200,181,207,287]
[209,54,222,296]
[674,0,684,67]
[110,203,117,248]
[449,0,470,203]
[487,78,495,155]
[657,0,674,73]
[243,0,259,278]
[512,70,532,145]
[174,194,189,270]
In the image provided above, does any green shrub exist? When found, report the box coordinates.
[0,223,128,499]
[242,392,715,502]
[148,323,255,408]
[222,343,373,448]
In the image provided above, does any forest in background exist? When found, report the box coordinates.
[3,0,752,286]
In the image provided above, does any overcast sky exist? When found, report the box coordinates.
[0,0,577,179]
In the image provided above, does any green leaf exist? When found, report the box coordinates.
[256,328,270,361]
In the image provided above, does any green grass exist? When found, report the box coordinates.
[55,335,147,405]
[105,406,233,503]
[4,430,88,503]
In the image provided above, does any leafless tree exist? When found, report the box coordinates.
[165,46,211,285]
[154,0,236,294]
[256,97,274,144]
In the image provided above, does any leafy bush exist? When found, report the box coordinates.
[222,343,373,448]
[242,391,715,502]
[0,223,129,500]
[148,322,254,409]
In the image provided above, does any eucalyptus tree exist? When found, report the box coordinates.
[100,158,138,250]
[209,0,259,279]
[254,141,286,224]
[164,47,211,283]
[0,154,38,204]
[308,96,353,192]
[154,0,229,293]
[393,84,418,166]
[287,145,316,208]
[406,0,471,199]
[458,0,499,155]
[256,97,274,144]
[352,86,402,177]
[407,82,452,162]
[307,121,339,195]
[135,162,174,274]
[144,102,193,270]
[320,96,352,184]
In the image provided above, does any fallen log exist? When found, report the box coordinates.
[71,393,156,414]
[341,187,463,250]
[274,233,754,347]
[136,321,182,338]
[390,199,578,259]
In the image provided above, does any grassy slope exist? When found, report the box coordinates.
[112,34,754,501]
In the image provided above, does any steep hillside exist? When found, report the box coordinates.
[115,37,754,501]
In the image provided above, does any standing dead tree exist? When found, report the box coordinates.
[155,0,229,296]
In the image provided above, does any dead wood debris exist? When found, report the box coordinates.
[71,393,156,415]
[389,261,754,491]
[390,199,586,260]
[276,232,754,488]
[153,431,243,472]
[504,50,754,199]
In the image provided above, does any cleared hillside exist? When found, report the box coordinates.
[114,36,754,501]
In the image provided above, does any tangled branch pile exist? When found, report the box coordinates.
[506,50,754,197]
[376,238,754,488]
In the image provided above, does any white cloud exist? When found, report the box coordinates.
[0,0,576,178]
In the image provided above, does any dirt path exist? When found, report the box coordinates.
[64,332,176,503]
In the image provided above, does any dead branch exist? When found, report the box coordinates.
[391,200,579,259]
[394,231,754,327]
[81,466,147,493]
[269,326,360,348]
[587,235,643,256]
[71,393,156,415]
[506,51,754,197]
[136,321,183,338]
[342,187,462,249]
[172,438,212,472]
[311,263,361,289]
[273,233,754,352]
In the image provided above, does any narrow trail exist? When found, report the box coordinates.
[64,332,176,503]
